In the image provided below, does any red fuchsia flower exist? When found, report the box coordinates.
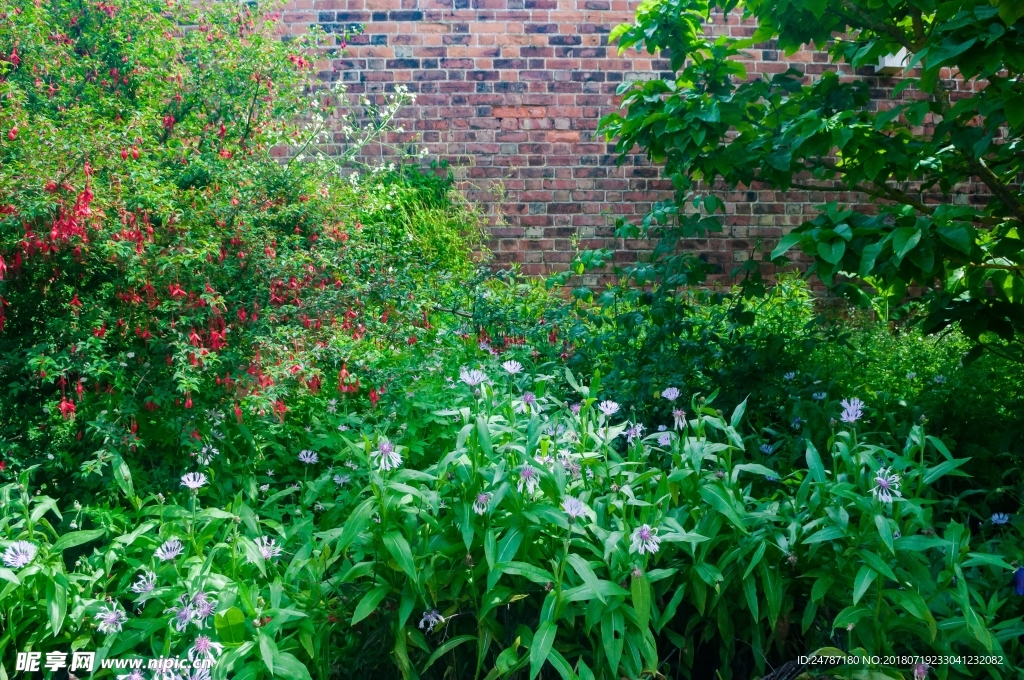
[162,114,175,130]
[369,388,380,407]
[0,460,6,472]
[168,283,186,298]
[69,293,82,309]
[188,328,202,347]
[273,399,287,420]
[93,324,107,338]
[234,403,243,423]
[59,396,75,419]
[7,127,16,141]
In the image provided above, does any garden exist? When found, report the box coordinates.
[0,1,1023,679]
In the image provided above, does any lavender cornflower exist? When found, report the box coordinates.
[419,609,444,633]
[298,450,319,465]
[2,540,37,569]
[783,372,796,381]
[459,368,488,387]
[154,538,184,562]
[131,570,156,594]
[760,444,774,455]
[118,670,146,680]
[933,375,946,384]
[180,472,208,490]
[625,422,644,444]
[812,391,827,401]
[501,360,523,375]
[94,603,127,634]
[1013,567,1024,596]
[259,484,270,492]
[992,513,1011,525]
[657,432,672,447]
[791,417,803,430]
[189,635,224,663]
[913,663,930,680]
[166,596,196,632]
[569,402,581,415]
[192,592,217,623]
[472,493,491,515]
[871,468,902,504]
[598,400,620,417]
[518,391,537,413]
[518,465,540,495]
[562,496,587,521]
[629,524,661,555]
[255,536,283,560]
[333,473,351,487]
[673,409,686,431]
[373,440,403,472]
[327,398,338,413]
[661,387,680,402]
[565,460,582,479]
[839,398,864,424]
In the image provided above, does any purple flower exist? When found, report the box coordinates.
[419,609,444,633]
[672,409,686,431]
[661,387,680,402]
[298,450,319,464]
[119,670,146,680]
[154,538,184,562]
[760,443,773,455]
[189,635,224,663]
[597,400,620,418]
[333,473,351,487]
[630,524,661,555]
[625,422,644,444]
[561,496,587,521]
[871,468,901,504]
[192,592,217,623]
[518,465,540,495]
[657,432,672,447]
[569,403,581,415]
[812,392,827,401]
[166,596,196,632]
[2,540,37,569]
[991,513,1010,525]
[472,493,491,515]
[131,570,156,594]
[255,536,283,560]
[373,440,403,472]
[1013,567,1024,596]
[94,603,127,634]
[840,398,864,424]
[783,372,796,381]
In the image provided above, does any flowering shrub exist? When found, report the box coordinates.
[3,359,1022,679]
[0,0,477,491]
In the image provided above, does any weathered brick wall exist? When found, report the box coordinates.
[278,1,910,285]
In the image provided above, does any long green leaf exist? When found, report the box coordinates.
[529,621,557,679]
[423,635,476,672]
[351,584,390,625]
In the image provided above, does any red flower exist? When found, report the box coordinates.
[93,324,107,338]
[59,396,75,419]
[7,127,17,141]
[162,114,175,130]
[234,403,243,423]
[369,388,380,408]
[168,283,186,299]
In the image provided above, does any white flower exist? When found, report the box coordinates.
[672,409,686,431]
[991,512,1011,525]
[180,472,208,490]
[260,484,270,492]
[419,609,444,632]
[598,400,620,417]
[333,473,351,486]
[154,538,184,562]
[255,536,283,560]
[327,398,338,413]
[517,465,540,495]
[661,387,680,401]
[459,368,488,387]
[373,440,402,472]
[195,445,219,465]
[94,603,128,634]
[657,432,672,447]
[871,467,902,504]
[472,493,491,515]
[131,570,157,594]
[501,360,523,375]
[2,540,37,569]
[629,524,661,555]
[561,496,587,520]
[298,450,319,464]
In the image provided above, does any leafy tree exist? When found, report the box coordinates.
[599,0,1024,360]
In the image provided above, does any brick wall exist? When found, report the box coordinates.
[278,1,909,285]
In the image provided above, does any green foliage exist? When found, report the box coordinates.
[0,0,477,490]
[599,0,1024,355]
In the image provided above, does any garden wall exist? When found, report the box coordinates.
[280,1,908,285]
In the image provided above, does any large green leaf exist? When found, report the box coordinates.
[529,621,557,679]
[351,584,390,625]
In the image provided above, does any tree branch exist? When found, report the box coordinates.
[838,0,914,51]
